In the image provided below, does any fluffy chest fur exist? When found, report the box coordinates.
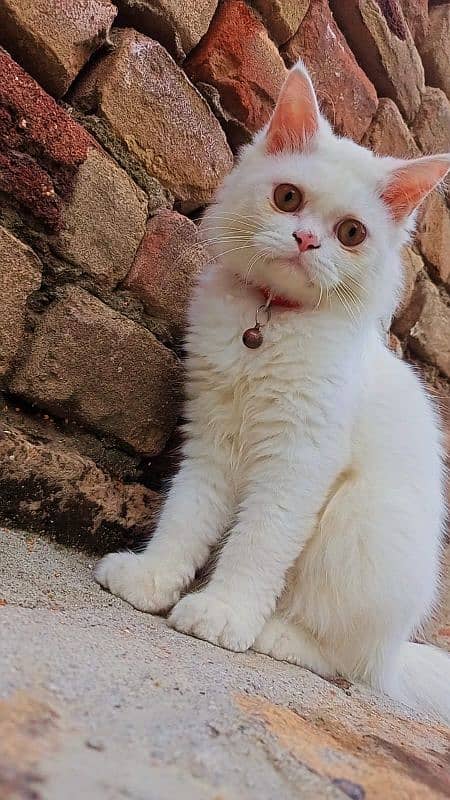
[184,269,361,476]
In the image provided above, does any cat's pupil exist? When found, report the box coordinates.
[349,226,356,237]
[286,191,293,201]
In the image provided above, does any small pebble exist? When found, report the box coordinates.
[85,738,105,752]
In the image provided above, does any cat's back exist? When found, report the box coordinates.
[355,333,443,474]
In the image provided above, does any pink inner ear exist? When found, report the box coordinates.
[266,69,319,155]
[381,158,450,221]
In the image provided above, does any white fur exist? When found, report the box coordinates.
[96,62,450,724]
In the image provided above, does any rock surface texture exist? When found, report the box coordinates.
[0,0,117,97]
[185,0,288,149]
[71,28,233,211]
[282,0,378,141]
[0,527,449,800]
[0,1,448,574]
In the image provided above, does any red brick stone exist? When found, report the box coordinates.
[0,0,117,98]
[398,0,429,45]
[330,0,425,122]
[416,193,450,288]
[250,0,310,44]
[0,50,149,288]
[362,98,420,158]
[116,0,218,62]
[408,276,450,378]
[282,0,378,141]
[185,0,288,147]
[0,47,94,231]
[72,29,232,212]
[411,87,450,154]
[10,288,182,456]
[124,210,207,335]
[0,225,42,377]
[419,5,450,102]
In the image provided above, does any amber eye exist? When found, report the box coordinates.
[273,184,303,212]
[336,218,366,247]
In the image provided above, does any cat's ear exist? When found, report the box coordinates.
[381,154,450,221]
[266,61,320,155]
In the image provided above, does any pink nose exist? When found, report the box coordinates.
[293,230,320,252]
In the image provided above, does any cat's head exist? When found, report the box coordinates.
[201,61,450,321]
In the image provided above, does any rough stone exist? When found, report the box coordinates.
[116,0,218,62]
[72,29,232,213]
[10,288,182,456]
[388,332,403,357]
[398,0,429,45]
[411,87,450,154]
[250,0,310,45]
[419,5,450,101]
[0,226,42,378]
[0,426,160,553]
[392,247,424,337]
[330,0,425,123]
[185,0,288,149]
[416,192,450,287]
[0,50,148,289]
[0,527,449,800]
[282,0,378,141]
[362,98,420,158]
[0,0,117,98]
[0,47,95,231]
[400,246,424,310]
[51,149,148,289]
[426,544,450,650]
[69,106,173,210]
[408,276,450,377]
[123,210,207,336]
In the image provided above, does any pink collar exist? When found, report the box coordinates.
[260,287,302,310]
[238,276,302,310]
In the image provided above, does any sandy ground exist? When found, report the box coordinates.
[1,527,449,800]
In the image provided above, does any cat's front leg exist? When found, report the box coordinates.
[94,453,233,613]
[169,455,331,651]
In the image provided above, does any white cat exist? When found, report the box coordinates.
[95,62,450,724]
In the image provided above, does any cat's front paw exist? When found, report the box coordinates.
[168,590,260,652]
[94,551,183,613]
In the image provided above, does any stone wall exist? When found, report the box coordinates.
[0,0,449,551]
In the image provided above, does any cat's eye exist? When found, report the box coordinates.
[273,184,303,212]
[336,218,366,247]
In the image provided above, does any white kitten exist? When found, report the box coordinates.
[95,62,450,724]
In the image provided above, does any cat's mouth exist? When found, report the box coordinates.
[276,253,318,287]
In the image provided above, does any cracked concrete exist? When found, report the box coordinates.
[1,527,449,800]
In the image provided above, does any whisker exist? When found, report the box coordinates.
[341,283,364,325]
[201,212,265,231]
[244,247,271,285]
[334,284,358,327]
[342,273,369,295]
[205,209,265,223]
[171,236,252,268]
[202,243,257,264]
[201,225,256,233]
[313,282,323,311]
[201,236,253,245]
[340,283,364,317]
